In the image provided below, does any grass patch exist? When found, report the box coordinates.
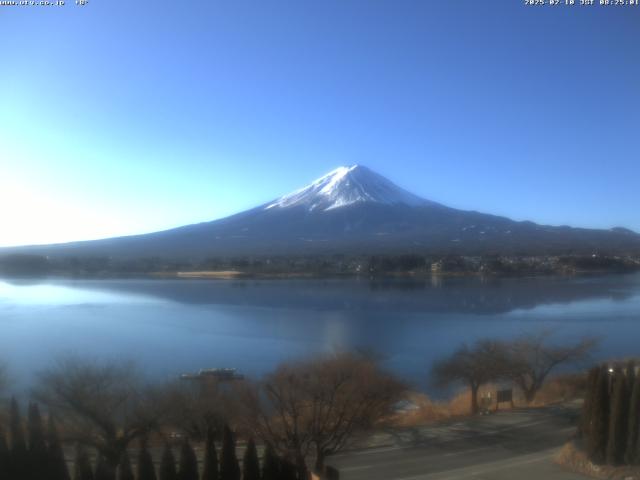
[555,442,640,480]
[393,374,587,427]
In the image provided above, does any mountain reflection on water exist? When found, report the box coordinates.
[1,273,639,394]
[27,273,637,315]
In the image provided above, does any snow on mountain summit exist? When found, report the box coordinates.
[265,165,433,212]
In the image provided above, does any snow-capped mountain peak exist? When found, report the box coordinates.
[265,165,433,212]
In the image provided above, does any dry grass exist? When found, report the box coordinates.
[530,373,587,407]
[391,393,452,426]
[392,384,509,427]
[555,442,640,480]
[393,375,587,427]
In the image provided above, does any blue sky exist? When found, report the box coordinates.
[1,0,639,246]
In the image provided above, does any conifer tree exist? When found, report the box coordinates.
[0,426,9,480]
[178,438,199,480]
[220,426,240,480]
[95,454,116,480]
[28,402,48,480]
[626,372,640,464]
[137,439,158,480]
[117,451,135,480]
[74,445,95,480]
[9,397,28,479]
[242,439,260,480]
[580,367,600,438]
[588,365,610,464]
[159,443,178,480]
[279,459,298,480]
[261,444,280,480]
[626,361,636,387]
[607,369,629,465]
[201,429,218,480]
[48,414,71,480]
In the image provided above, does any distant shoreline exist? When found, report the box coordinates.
[151,268,639,280]
[2,268,636,282]
[1,253,639,280]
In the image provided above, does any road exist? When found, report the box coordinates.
[329,405,587,480]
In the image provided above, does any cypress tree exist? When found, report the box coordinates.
[607,369,629,465]
[219,426,240,480]
[261,444,280,480]
[95,454,116,480]
[242,439,260,480]
[626,361,636,387]
[117,451,135,480]
[27,403,47,453]
[279,459,298,480]
[137,439,158,480]
[0,426,9,480]
[74,445,95,480]
[48,414,71,480]
[28,402,48,480]
[587,365,610,464]
[9,397,28,479]
[201,429,218,480]
[626,372,640,464]
[159,443,178,480]
[178,438,199,480]
[580,367,600,439]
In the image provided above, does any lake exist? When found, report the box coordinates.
[1,274,639,394]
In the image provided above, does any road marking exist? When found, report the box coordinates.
[340,446,405,457]
[341,465,376,472]
[442,446,491,457]
[333,408,578,479]
[393,448,559,480]
[340,446,494,472]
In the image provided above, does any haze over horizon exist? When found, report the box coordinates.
[1,1,639,248]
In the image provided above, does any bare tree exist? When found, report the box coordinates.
[34,357,166,475]
[155,379,233,442]
[239,352,406,475]
[432,339,510,414]
[506,331,597,403]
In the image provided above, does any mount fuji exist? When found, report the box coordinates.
[263,165,434,212]
[4,165,640,258]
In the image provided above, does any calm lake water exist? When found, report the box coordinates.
[1,274,640,394]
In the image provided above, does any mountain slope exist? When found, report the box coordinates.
[3,165,640,258]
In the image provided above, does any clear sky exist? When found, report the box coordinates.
[1,0,639,247]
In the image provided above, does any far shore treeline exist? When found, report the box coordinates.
[1,252,639,278]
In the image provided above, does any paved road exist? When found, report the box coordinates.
[329,406,587,480]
